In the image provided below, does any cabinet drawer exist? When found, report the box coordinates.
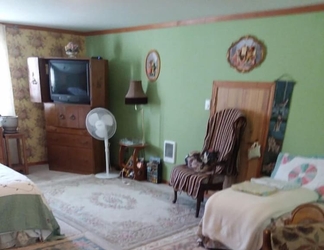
[44,103,90,129]
[47,133,93,149]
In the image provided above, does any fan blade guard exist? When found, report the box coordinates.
[85,107,117,141]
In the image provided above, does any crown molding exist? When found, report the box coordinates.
[2,4,324,36]
[83,3,324,36]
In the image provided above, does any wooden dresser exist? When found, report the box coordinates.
[27,57,108,174]
[0,128,5,164]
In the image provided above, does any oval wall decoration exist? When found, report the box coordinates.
[227,35,266,73]
[145,50,161,81]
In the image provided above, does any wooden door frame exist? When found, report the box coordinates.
[210,80,275,179]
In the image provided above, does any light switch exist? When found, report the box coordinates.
[205,99,210,110]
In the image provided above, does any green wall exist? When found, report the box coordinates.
[86,12,324,181]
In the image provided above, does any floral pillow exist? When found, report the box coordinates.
[270,223,324,250]
[271,153,324,202]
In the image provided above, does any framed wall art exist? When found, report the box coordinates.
[145,50,160,81]
[227,35,266,73]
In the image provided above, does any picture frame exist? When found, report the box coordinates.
[227,35,266,73]
[163,140,176,164]
[145,50,161,81]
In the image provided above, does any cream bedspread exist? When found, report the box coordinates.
[200,187,319,250]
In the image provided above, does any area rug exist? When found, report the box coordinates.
[36,175,201,250]
[18,233,111,250]
[19,228,204,250]
[133,226,204,250]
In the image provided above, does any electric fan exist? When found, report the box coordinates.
[85,107,119,179]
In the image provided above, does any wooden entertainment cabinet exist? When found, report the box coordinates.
[27,57,108,174]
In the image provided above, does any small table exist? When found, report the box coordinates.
[119,142,147,181]
[4,133,28,175]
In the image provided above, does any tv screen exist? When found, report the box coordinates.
[49,60,90,104]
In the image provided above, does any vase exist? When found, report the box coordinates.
[66,51,78,58]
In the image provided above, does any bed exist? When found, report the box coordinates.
[197,152,324,250]
[0,163,61,249]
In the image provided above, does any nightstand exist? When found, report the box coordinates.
[4,132,28,174]
[119,142,147,181]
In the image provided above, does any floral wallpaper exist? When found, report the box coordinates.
[5,27,85,164]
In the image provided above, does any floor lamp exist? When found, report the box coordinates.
[125,80,148,145]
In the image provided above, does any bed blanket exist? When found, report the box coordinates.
[0,164,61,248]
[199,187,319,250]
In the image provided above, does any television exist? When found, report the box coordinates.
[48,59,90,104]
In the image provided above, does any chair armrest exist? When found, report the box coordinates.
[262,229,272,250]
[210,160,227,175]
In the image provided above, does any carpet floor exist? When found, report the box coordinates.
[24,165,204,250]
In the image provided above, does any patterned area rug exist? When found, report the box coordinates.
[134,226,204,250]
[35,175,201,250]
[18,228,204,250]
[17,233,112,250]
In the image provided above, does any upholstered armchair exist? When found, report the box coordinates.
[169,108,247,217]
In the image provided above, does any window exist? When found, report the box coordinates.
[0,24,15,116]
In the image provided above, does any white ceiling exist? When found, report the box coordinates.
[1,0,324,32]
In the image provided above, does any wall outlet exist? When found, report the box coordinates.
[205,99,210,110]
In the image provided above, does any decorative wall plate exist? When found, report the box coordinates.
[227,35,266,73]
[145,50,160,81]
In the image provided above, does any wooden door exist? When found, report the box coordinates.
[27,57,51,103]
[44,103,58,127]
[210,81,275,182]
[89,59,108,108]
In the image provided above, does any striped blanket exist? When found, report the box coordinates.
[170,108,246,199]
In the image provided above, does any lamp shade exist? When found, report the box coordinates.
[125,80,148,104]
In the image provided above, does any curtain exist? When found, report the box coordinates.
[0,24,15,116]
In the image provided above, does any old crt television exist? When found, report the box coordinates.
[48,59,90,104]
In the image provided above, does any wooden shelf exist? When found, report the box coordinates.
[119,142,147,181]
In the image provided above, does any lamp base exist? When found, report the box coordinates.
[95,172,119,179]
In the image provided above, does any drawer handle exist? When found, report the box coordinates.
[59,114,65,120]
[70,114,76,120]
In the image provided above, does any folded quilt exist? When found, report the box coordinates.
[251,177,301,190]
[231,181,277,196]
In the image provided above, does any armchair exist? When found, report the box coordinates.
[169,108,247,217]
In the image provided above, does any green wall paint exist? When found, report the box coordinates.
[86,12,324,181]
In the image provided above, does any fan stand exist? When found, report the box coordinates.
[95,138,119,179]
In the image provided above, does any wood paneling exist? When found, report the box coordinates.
[211,81,275,182]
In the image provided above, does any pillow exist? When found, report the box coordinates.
[231,181,278,196]
[270,223,324,250]
[272,153,324,202]
[251,177,301,190]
